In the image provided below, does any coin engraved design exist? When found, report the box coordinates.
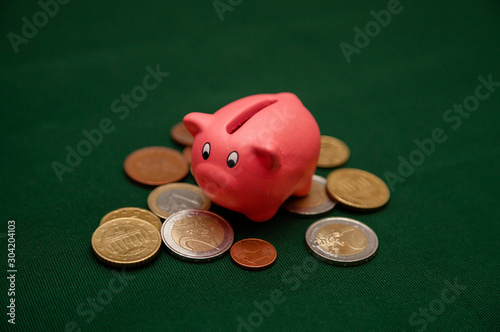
[305,217,377,266]
[105,227,149,255]
[317,136,350,168]
[327,168,389,209]
[92,218,161,267]
[171,216,224,252]
[315,224,367,256]
[230,239,277,270]
[282,175,336,215]
[161,210,234,262]
[100,207,162,232]
[148,183,211,219]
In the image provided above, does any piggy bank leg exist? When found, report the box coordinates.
[292,176,313,197]
[246,207,280,222]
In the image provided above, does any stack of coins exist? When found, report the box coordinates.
[91,123,390,270]
[280,135,388,266]
[284,135,389,213]
[91,208,162,267]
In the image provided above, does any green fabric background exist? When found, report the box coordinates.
[1,1,499,331]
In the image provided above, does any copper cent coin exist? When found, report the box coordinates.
[92,218,161,267]
[124,146,189,186]
[171,122,194,146]
[317,136,350,168]
[230,238,277,270]
[182,146,192,164]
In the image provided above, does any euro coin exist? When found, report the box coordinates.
[326,168,389,209]
[230,238,277,270]
[161,209,234,262]
[100,207,162,232]
[124,146,189,186]
[305,217,377,266]
[148,183,211,219]
[171,122,194,146]
[317,136,350,168]
[92,218,161,267]
[282,175,336,215]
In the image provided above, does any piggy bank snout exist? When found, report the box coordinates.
[195,164,231,198]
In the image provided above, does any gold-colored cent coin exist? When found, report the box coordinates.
[317,136,350,168]
[148,183,211,219]
[100,207,162,232]
[124,146,189,186]
[171,122,194,146]
[92,218,161,267]
[326,168,390,209]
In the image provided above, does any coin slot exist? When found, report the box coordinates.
[226,99,278,134]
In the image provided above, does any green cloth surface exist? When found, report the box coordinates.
[1,0,499,331]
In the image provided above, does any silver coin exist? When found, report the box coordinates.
[282,175,336,215]
[161,209,234,262]
[305,217,378,266]
[148,183,211,219]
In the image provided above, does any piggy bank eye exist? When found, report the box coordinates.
[202,142,210,160]
[227,151,239,168]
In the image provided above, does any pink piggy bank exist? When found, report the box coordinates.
[183,92,320,222]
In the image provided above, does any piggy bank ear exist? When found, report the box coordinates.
[183,112,213,136]
[253,144,281,171]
